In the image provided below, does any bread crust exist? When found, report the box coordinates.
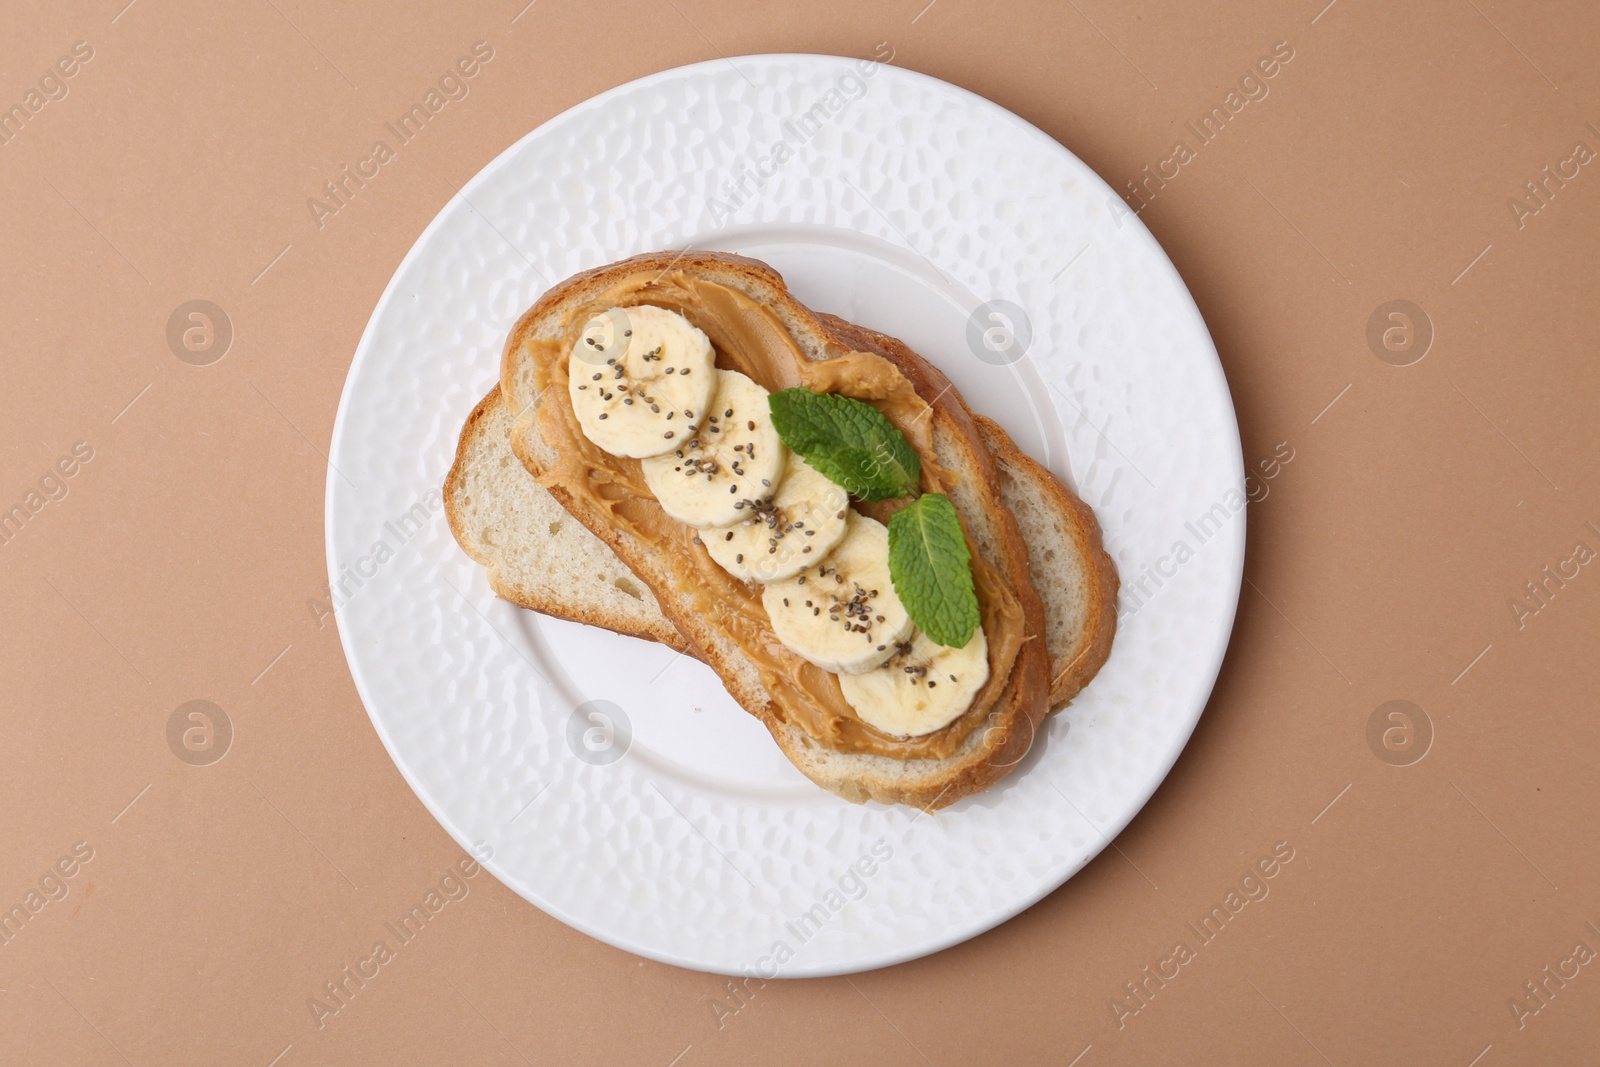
[972,415,1119,709]
[444,390,695,653]
[500,251,1051,810]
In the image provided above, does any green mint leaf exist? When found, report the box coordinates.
[768,388,920,501]
[888,493,980,648]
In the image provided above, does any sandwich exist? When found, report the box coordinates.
[448,251,1117,809]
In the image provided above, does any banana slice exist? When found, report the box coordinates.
[761,514,913,674]
[839,628,990,737]
[641,370,785,527]
[568,305,716,459]
[704,458,851,583]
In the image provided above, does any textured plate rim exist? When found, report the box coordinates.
[326,53,1244,976]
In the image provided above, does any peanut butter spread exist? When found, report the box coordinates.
[526,269,1024,759]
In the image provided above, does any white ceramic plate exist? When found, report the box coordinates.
[327,54,1243,977]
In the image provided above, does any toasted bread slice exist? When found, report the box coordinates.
[446,391,1117,706]
[972,415,1118,708]
[446,389,693,654]
[492,252,1088,809]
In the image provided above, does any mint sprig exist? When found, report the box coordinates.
[887,493,980,648]
[768,388,920,501]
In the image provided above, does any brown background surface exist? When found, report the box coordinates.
[2,0,1597,1063]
